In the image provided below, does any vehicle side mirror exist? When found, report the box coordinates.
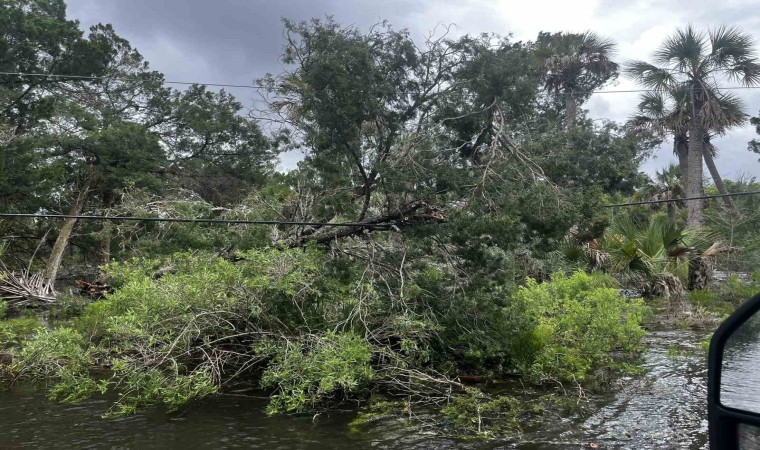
[709,292,760,449]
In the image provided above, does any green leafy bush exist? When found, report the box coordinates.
[688,290,734,317]
[106,361,217,416]
[0,316,42,349]
[50,249,368,414]
[260,332,373,414]
[721,271,760,304]
[9,327,97,403]
[0,300,7,320]
[510,271,648,383]
[440,388,534,437]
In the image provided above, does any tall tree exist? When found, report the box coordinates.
[749,111,760,156]
[628,85,745,208]
[534,31,618,130]
[261,19,471,229]
[38,24,167,278]
[627,26,760,226]
[0,0,112,134]
[160,85,274,205]
[1,0,116,218]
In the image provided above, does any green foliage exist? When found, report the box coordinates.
[260,332,374,414]
[12,328,92,378]
[599,215,713,295]
[510,271,648,382]
[2,9,728,432]
[688,290,734,317]
[0,316,42,349]
[59,249,367,414]
[48,369,102,404]
[48,294,91,321]
[441,388,539,437]
[0,300,6,320]
[9,327,97,402]
[526,123,646,195]
[106,362,217,416]
[717,271,760,304]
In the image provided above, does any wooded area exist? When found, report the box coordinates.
[2,0,760,438]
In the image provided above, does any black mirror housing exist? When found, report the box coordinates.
[708,292,760,449]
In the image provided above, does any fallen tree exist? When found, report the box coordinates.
[287,200,445,248]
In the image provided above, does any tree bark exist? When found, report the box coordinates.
[99,224,111,265]
[702,141,735,209]
[666,203,678,224]
[674,133,688,177]
[288,201,443,248]
[43,186,89,285]
[686,101,705,227]
[564,92,577,131]
[688,256,710,291]
[99,189,114,266]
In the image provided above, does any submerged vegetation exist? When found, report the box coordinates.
[2,0,760,441]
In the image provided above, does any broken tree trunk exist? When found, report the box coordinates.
[703,142,735,210]
[43,184,89,286]
[287,201,444,248]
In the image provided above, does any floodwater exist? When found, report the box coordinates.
[0,330,712,449]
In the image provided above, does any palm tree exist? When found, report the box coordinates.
[629,88,690,175]
[702,92,746,208]
[627,26,760,227]
[600,214,720,295]
[645,163,685,223]
[629,85,746,209]
[535,31,618,130]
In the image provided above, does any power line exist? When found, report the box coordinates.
[0,72,267,91]
[0,213,410,228]
[2,71,760,95]
[604,190,760,207]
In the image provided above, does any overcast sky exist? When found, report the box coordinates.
[65,0,760,179]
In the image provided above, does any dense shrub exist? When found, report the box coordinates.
[0,316,42,349]
[0,253,648,416]
[509,271,648,382]
[259,332,373,414]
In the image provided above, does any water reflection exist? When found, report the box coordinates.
[739,423,760,450]
[721,312,760,414]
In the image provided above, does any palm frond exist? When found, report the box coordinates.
[580,31,618,56]
[637,91,667,116]
[653,26,706,71]
[625,61,676,90]
[704,91,747,133]
[598,215,717,295]
[699,89,747,132]
[724,60,760,86]
[708,25,757,68]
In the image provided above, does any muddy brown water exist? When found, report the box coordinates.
[0,330,712,449]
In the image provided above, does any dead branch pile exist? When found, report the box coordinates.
[0,264,56,306]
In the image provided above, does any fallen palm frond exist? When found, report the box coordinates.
[0,263,56,306]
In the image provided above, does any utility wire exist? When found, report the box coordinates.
[3,71,760,95]
[0,213,408,227]
[604,190,760,207]
[0,71,266,91]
